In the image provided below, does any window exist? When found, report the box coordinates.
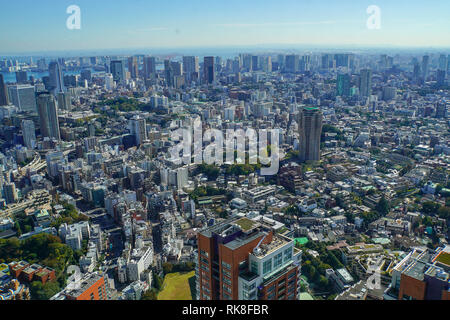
[263,259,272,275]
[223,285,232,294]
[222,261,231,270]
[223,293,231,300]
[274,253,283,268]
[284,248,292,262]
[288,271,296,280]
[267,284,275,293]
[90,293,95,300]
[222,269,231,278]
[200,250,209,258]
[201,257,209,265]
[250,261,258,274]
[243,283,256,291]
[222,276,231,285]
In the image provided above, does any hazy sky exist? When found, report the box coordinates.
[1,0,449,54]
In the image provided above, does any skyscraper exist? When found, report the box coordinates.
[57,92,72,111]
[285,55,299,73]
[203,56,215,84]
[21,120,36,149]
[164,60,174,87]
[143,56,156,79]
[422,55,430,81]
[15,71,28,83]
[0,74,9,106]
[3,182,18,204]
[183,56,199,83]
[7,85,37,113]
[128,56,139,79]
[336,74,351,97]
[110,60,125,82]
[37,93,61,140]
[359,69,372,97]
[298,106,323,162]
[48,61,66,94]
[196,216,301,300]
[129,115,147,146]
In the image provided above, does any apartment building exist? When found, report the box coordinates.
[196,216,301,300]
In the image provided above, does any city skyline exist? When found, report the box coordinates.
[1,0,450,55]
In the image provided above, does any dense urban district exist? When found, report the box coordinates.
[0,51,449,301]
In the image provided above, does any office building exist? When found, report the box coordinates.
[164,60,174,87]
[129,115,147,145]
[15,71,28,83]
[285,55,299,73]
[37,93,61,140]
[298,106,323,162]
[143,56,156,79]
[7,85,37,113]
[183,56,199,83]
[3,182,18,204]
[48,61,65,94]
[197,216,301,300]
[359,69,372,97]
[0,74,9,106]
[111,60,125,82]
[422,55,430,80]
[336,74,351,97]
[204,56,215,84]
[57,92,72,111]
[21,120,36,149]
[128,56,139,79]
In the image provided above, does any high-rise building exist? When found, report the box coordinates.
[48,61,66,94]
[129,115,147,146]
[164,60,174,87]
[143,56,156,79]
[3,182,18,204]
[57,92,72,111]
[15,71,28,84]
[7,85,37,113]
[0,74,9,106]
[196,216,301,300]
[359,69,372,97]
[336,74,351,97]
[21,120,36,149]
[110,60,125,82]
[437,70,446,87]
[285,55,299,73]
[128,56,139,79]
[298,106,323,162]
[37,93,61,140]
[251,56,259,71]
[203,56,215,84]
[438,54,448,71]
[422,55,430,81]
[183,56,199,83]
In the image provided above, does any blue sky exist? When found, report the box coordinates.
[1,0,449,54]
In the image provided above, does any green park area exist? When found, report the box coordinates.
[157,271,195,300]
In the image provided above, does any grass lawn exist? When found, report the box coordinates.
[158,271,195,300]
